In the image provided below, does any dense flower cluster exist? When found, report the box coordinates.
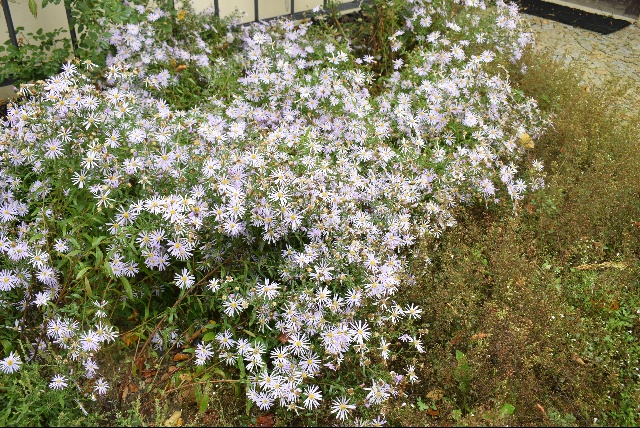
[0,0,547,422]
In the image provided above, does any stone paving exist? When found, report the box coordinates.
[521,14,640,112]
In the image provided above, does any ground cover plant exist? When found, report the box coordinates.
[0,0,638,426]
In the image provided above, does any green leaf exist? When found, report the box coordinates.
[1,339,13,353]
[417,397,429,411]
[29,0,37,17]
[121,276,133,300]
[91,236,106,248]
[202,332,216,342]
[84,276,93,298]
[76,266,91,280]
[95,247,103,265]
[500,403,515,417]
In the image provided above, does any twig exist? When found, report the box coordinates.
[162,379,239,396]
[133,268,217,364]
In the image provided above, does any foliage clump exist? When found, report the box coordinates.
[0,0,556,424]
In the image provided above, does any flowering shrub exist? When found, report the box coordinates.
[0,0,547,423]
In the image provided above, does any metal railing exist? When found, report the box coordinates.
[0,0,362,92]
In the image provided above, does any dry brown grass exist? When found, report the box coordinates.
[388,51,640,426]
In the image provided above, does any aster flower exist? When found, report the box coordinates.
[94,378,109,395]
[49,374,68,390]
[303,385,322,410]
[331,396,356,421]
[0,352,22,374]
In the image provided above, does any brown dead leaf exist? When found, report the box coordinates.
[525,203,536,214]
[135,356,145,374]
[128,382,140,393]
[425,389,444,401]
[277,332,290,345]
[256,414,275,427]
[470,332,489,341]
[572,354,586,366]
[160,366,179,382]
[121,384,129,401]
[142,370,158,378]
[163,410,182,427]
[127,309,139,322]
[536,403,546,415]
[173,353,189,362]
[121,332,139,347]
[449,330,464,346]
[188,328,202,343]
[427,408,440,417]
[175,64,188,72]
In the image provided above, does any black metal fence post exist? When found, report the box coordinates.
[64,0,79,54]
[1,0,19,49]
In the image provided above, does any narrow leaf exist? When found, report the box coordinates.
[84,276,93,298]
[29,0,37,17]
[121,276,133,300]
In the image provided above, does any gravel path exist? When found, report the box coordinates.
[522,14,640,112]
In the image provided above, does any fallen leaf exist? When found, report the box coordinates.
[135,356,145,374]
[175,64,188,72]
[142,370,157,378]
[536,403,546,415]
[127,309,139,322]
[163,410,182,427]
[525,203,536,214]
[256,414,275,427]
[121,332,139,347]
[277,332,290,345]
[188,328,202,343]
[425,389,444,401]
[128,382,140,393]
[470,333,489,341]
[427,408,439,417]
[173,353,189,362]
[121,384,129,401]
[572,354,586,366]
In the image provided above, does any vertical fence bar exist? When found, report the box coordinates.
[64,1,79,54]
[1,0,19,48]
[214,0,219,18]
[254,0,259,21]
[290,0,294,15]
